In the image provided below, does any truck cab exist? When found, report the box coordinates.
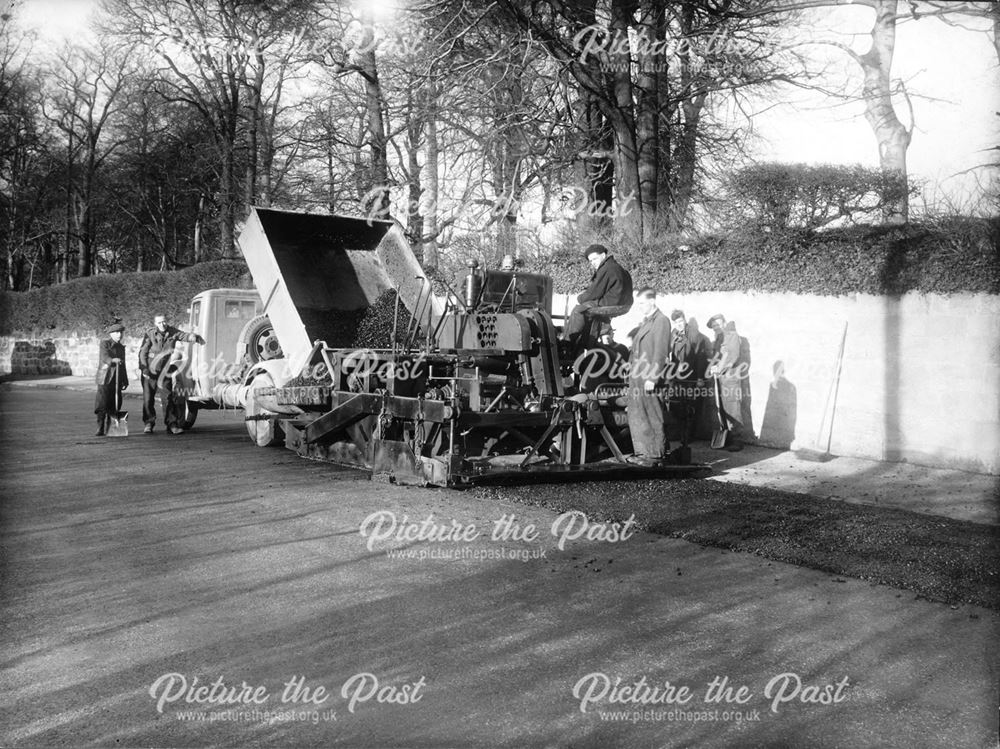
[175,288,277,424]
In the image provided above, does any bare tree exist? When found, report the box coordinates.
[101,0,319,257]
[492,0,803,239]
[0,22,51,289]
[41,39,130,277]
[107,69,218,271]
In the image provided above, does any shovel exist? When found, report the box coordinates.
[106,365,128,438]
[796,320,848,462]
[710,375,729,449]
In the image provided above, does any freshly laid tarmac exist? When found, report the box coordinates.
[0,382,998,747]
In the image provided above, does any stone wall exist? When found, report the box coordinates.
[554,290,1000,475]
[7,290,1000,474]
[0,334,142,379]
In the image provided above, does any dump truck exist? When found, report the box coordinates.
[175,207,701,486]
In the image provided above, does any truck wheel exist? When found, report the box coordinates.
[238,314,283,364]
[179,400,199,430]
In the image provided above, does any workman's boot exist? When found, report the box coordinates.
[95,417,106,437]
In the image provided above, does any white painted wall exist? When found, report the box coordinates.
[555,291,1000,474]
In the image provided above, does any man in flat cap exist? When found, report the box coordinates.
[625,287,671,465]
[707,313,753,449]
[94,321,128,436]
[562,243,633,355]
[138,313,205,435]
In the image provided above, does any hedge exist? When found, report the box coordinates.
[2,217,997,339]
[0,261,252,337]
[721,162,915,231]
[537,217,1000,297]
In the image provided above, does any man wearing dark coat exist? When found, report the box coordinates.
[94,322,129,436]
[563,243,633,352]
[138,313,205,435]
[626,288,671,465]
[667,309,708,448]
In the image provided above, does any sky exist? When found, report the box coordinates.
[10,0,1000,214]
[749,5,999,215]
[8,0,96,47]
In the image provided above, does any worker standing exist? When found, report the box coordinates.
[138,313,205,435]
[707,313,750,449]
[94,321,129,436]
[667,309,707,454]
[626,287,671,465]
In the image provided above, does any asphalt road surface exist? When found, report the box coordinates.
[1,387,998,748]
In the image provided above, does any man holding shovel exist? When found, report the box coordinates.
[138,313,205,435]
[707,313,750,450]
[94,321,129,437]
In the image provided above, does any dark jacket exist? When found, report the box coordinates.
[628,308,671,388]
[96,339,128,388]
[711,322,744,378]
[671,325,709,382]
[139,325,199,375]
[577,255,633,308]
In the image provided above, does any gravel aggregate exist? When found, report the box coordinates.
[296,290,407,351]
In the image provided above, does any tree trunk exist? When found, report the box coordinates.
[592,129,615,229]
[486,145,516,261]
[405,88,424,261]
[635,0,660,223]
[670,91,705,230]
[245,47,264,208]
[406,144,424,258]
[491,65,525,261]
[216,93,241,260]
[423,86,440,270]
[578,90,614,235]
[77,147,96,277]
[352,118,367,203]
[194,194,205,263]
[657,57,672,228]
[76,196,90,277]
[608,0,643,239]
[5,190,17,289]
[219,143,236,257]
[668,3,704,232]
[62,133,72,284]
[327,144,337,212]
[859,0,911,224]
[359,27,390,219]
[259,121,274,208]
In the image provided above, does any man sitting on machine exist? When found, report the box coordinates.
[562,244,634,357]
